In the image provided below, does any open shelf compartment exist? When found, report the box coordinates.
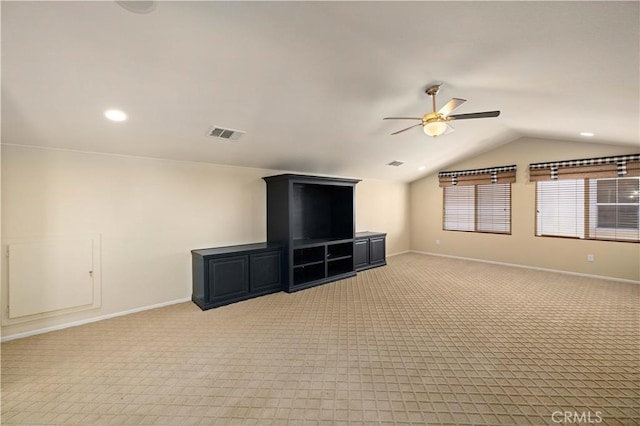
[293,262,325,286]
[327,257,354,277]
[326,241,353,262]
[293,246,325,267]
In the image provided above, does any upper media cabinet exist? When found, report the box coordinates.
[263,174,360,292]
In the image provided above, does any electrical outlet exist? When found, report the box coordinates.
[436,240,440,245]
[587,254,594,262]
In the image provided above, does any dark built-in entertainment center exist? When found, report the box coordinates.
[263,174,359,292]
[191,174,386,310]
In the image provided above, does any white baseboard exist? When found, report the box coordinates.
[1,297,191,342]
[410,250,639,285]
[387,250,411,257]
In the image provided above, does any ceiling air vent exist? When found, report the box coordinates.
[387,161,404,167]
[207,126,245,141]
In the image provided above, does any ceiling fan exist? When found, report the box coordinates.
[384,84,500,137]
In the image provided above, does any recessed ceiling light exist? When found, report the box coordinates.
[104,109,127,122]
[418,166,427,171]
[580,132,595,137]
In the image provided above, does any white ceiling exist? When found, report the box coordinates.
[2,1,639,182]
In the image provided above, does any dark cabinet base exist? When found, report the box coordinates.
[209,255,249,300]
[192,233,386,310]
[192,243,282,311]
[250,251,282,293]
[355,232,387,272]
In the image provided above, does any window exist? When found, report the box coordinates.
[536,180,585,238]
[477,183,511,233]
[531,154,639,243]
[443,185,475,231]
[591,177,639,240]
[444,183,511,234]
[440,163,515,236]
[595,178,639,228]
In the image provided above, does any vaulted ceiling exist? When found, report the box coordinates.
[2,1,638,182]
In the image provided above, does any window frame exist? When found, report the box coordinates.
[443,182,512,235]
[590,177,639,241]
[530,154,640,243]
[535,176,639,243]
[535,179,585,239]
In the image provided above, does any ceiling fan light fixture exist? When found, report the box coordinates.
[423,121,447,137]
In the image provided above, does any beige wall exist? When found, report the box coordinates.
[356,179,410,255]
[410,137,640,281]
[1,145,410,337]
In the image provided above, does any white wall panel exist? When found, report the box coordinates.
[7,237,99,321]
[9,239,93,318]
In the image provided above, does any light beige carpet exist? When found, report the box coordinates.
[1,253,638,425]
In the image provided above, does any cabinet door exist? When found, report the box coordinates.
[209,255,249,302]
[369,237,386,265]
[250,251,281,293]
[354,239,369,269]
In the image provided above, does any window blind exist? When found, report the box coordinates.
[477,183,511,233]
[443,186,475,231]
[440,165,515,234]
[531,154,640,242]
[536,180,585,238]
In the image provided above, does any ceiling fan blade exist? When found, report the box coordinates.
[438,98,466,116]
[448,110,500,120]
[443,123,455,135]
[383,117,422,120]
[391,123,422,135]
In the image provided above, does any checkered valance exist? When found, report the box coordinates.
[529,154,640,182]
[438,165,517,187]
